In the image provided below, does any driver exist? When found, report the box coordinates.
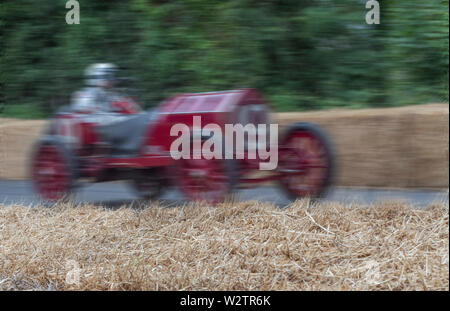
[71,63,149,155]
[71,63,139,117]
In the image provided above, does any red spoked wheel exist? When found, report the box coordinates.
[178,156,234,204]
[278,123,335,200]
[31,139,76,201]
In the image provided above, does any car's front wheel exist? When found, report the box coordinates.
[277,123,335,200]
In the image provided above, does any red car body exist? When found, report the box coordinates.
[31,88,335,203]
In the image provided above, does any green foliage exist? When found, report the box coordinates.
[0,0,448,118]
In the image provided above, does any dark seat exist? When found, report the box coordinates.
[99,110,156,156]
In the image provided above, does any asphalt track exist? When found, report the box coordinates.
[0,180,448,208]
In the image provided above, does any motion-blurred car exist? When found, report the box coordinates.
[30,88,335,203]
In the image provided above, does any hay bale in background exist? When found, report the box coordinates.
[0,119,47,180]
[276,103,449,188]
[0,103,448,188]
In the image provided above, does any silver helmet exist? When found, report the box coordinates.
[84,63,118,87]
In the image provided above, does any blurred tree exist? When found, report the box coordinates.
[0,0,448,117]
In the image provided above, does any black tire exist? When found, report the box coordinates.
[130,168,165,200]
[277,122,336,201]
[29,136,78,202]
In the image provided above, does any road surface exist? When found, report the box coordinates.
[0,180,448,208]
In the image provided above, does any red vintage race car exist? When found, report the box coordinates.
[30,88,335,203]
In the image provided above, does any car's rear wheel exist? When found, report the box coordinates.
[30,138,77,201]
[278,123,335,200]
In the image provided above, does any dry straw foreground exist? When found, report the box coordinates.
[0,200,448,291]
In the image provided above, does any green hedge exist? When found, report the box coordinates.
[0,0,448,117]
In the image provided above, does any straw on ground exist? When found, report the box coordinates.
[0,200,448,290]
